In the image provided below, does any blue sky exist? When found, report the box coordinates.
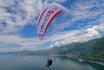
[0,0,104,52]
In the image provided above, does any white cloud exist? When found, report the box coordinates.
[0,23,103,52]
[0,0,68,34]
[44,0,67,4]
[0,34,50,51]
[70,0,104,21]
[0,0,104,52]
[46,0,104,35]
[47,23,103,48]
[0,34,46,47]
[0,0,43,33]
[0,0,68,52]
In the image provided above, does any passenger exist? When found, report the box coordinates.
[46,59,52,67]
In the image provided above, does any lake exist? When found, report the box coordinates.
[0,55,104,70]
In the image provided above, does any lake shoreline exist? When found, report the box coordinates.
[51,54,104,66]
[65,55,104,66]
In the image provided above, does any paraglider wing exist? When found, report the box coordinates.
[37,3,63,39]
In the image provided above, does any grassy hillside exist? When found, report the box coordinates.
[51,37,104,59]
[87,37,104,59]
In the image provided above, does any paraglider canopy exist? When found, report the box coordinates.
[37,3,70,39]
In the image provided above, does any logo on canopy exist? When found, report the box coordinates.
[48,10,54,14]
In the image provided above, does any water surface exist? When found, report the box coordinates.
[0,55,104,70]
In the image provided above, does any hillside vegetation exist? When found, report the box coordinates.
[51,37,104,59]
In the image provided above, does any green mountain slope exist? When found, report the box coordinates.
[51,37,104,59]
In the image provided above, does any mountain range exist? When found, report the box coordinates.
[1,36,104,60]
[50,36,104,59]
